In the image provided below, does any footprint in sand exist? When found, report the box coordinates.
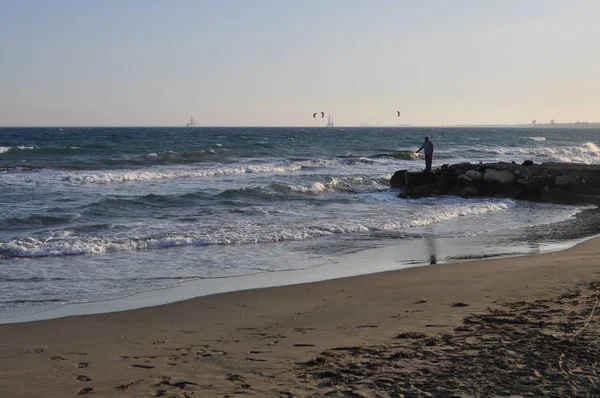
[395,332,426,339]
[114,379,143,391]
[245,357,267,362]
[293,327,317,333]
[131,364,155,369]
[50,356,66,361]
[77,387,94,395]
[77,362,89,368]
[76,375,91,382]
[226,374,245,382]
[451,302,470,307]
[154,379,198,390]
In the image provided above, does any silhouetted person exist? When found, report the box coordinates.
[416,136,435,172]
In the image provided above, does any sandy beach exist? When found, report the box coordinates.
[1,238,599,397]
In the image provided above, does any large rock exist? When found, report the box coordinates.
[484,169,515,184]
[465,170,483,181]
[390,170,407,188]
[458,173,473,183]
[460,185,479,198]
[405,172,437,187]
[555,175,576,186]
[411,183,438,197]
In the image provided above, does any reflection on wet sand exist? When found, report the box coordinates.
[426,233,437,265]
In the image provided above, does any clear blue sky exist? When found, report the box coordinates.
[1,0,598,126]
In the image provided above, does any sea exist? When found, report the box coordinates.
[1,127,600,323]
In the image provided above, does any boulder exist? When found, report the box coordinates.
[555,175,576,186]
[435,168,458,192]
[457,173,473,183]
[465,170,483,181]
[460,185,479,198]
[484,169,515,184]
[390,170,408,188]
[449,186,462,197]
[516,178,531,187]
[405,172,437,187]
[411,183,438,197]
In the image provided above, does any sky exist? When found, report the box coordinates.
[0,0,599,127]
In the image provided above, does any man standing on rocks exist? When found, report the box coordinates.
[416,136,435,172]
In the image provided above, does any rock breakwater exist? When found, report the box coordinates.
[391,162,600,204]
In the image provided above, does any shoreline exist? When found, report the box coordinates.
[1,236,599,396]
[1,226,594,325]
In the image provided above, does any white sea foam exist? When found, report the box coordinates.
[0,199,514,257]
[486,142,600,164]
[0,145,76,154]
[283,182,327,194]
[527,136,546,141]
[284,176,389,194]
[294,158,339,167]
[59,163,305,184]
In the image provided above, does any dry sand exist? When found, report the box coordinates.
[1,238,599,397]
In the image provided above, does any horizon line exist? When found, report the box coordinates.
[1,123,600,129]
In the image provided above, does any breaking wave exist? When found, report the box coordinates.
[59,163,305,184]
[219,176,391,199]
[0,199,513,258]
[485,142,600,164]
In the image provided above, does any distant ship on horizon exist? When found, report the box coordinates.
[326,115,334,127]
[185,117,197,127]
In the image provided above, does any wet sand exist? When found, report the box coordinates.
[0,238,599,397]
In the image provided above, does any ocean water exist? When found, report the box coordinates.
[1,127,599,322]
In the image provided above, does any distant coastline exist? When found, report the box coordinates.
[445,122,600,129]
